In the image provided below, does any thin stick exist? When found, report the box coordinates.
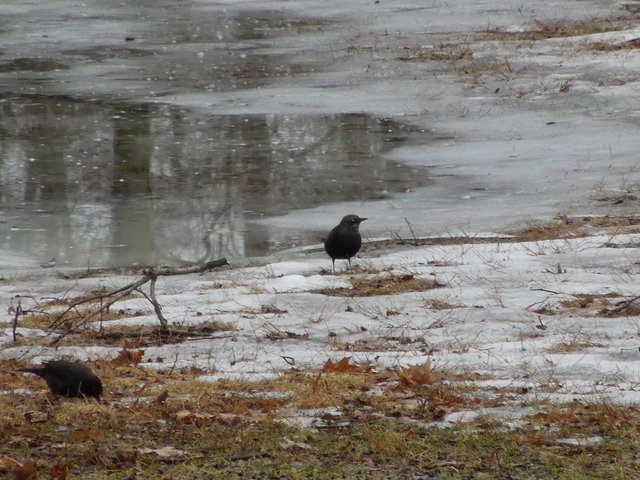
[48,258,228,345]
[12,300,22,342]
[404,217,419,246]
[48,282,139,330]
[138,275,168,331]
[50,275,152,346]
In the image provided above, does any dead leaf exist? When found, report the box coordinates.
[396,360,440,387]
[152,390,169,404]
[0,456,20,469]
[137,446,186,458]
[10,459,37,480]
[68,428,101,441]
[111,349,145,366]
[50,463,68,480]
[0,457,37,479]
[322,357,361,373]
[175,409,193,421]
[123,337,143,349]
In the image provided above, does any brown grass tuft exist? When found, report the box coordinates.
[399,43,472,62]
[481,15,638,42]
[559,293,618,310]
[316,272,445,297]
[509,214,640,242]
[424,298,465,310]
[585,37,640,52]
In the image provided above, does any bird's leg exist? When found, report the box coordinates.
[332,259,336,273]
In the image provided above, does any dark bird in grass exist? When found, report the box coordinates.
[324,214,367,272]
[19,360,103,401]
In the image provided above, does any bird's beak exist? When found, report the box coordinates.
[359,217,368,222]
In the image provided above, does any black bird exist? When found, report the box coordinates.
[324,214,367,272]
[19,360,103,400]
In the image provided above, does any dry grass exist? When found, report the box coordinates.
[315,272,445,297]
[586,38,640,52]
[509,214,640,242]
[332,335,430,353]
[0,358,466,476]
[450,13,640,89]
[603,298,640,317]
[423,298,465,310]
[95,319,236,343]
[531,292,639,318]
[481,15,639,42]
[15,288,142,334]
[456,57,515,87]
[20,308,127,330]
[399,42,472,62]
[546,337,606,354]
[3,357,640,478]
[10,316,236,349]
[559,293,618,310]
[398,14,640,72]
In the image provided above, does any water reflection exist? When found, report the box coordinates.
[0,2,440,267]
[0,96,432,267]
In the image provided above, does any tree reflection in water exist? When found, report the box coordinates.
[0,97,433,267]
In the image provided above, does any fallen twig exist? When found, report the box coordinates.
[137,275,168,331]
[404,217,419,246]
[49,258,228,346]
[12,300,22,342]
[48,283,138,331]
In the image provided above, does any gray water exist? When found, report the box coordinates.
[0,0,439,268]
[0,95,434,267]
